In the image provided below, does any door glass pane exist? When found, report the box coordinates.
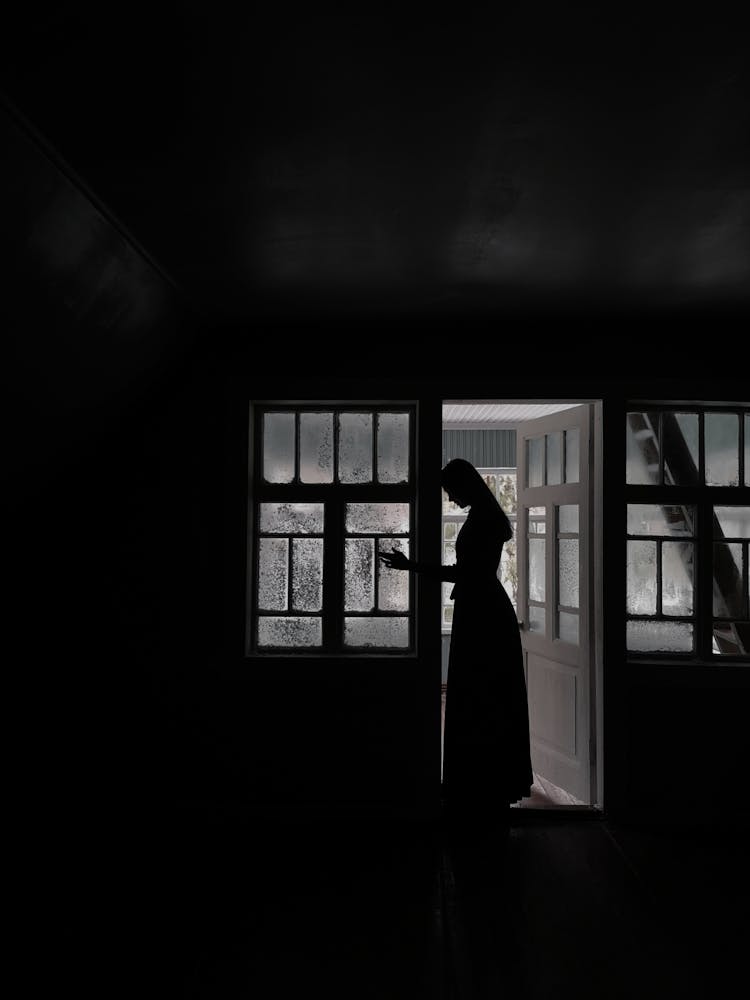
[292,538,323,611]
[626,621,693,653]
[263,412,296,483]
[661,541,694,616]
[378,539,410,611]
[299,412,334,483]
[258,616,322,647]
[346,503,410,534]
[713,543,744,617]
[627,540,657,614]
[344,617,409,648]
[662,412,699,486]
[528,437,544,487]
[529,506,546,534]
[559,539,579,608]
[714,506,750,539]
[528,606,545,633]
[444,521,459,541]
[377,413,409,483]
[565,428,580,484]
[260,502,324,534]
[627,504,694,536]
[546,432,562,485]
[345,538,375,611]
[338,413,373,483]
[559,611,579,644]
[626,411,660,484]
[258,538,288,611]
[529,538,545,602]
[559,505,579,533]
[705,413,739,486]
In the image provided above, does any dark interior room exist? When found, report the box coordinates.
[4,7,749,997]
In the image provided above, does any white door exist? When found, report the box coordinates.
[516,405,594,803]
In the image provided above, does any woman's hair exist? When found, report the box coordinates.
[441,458,513,541]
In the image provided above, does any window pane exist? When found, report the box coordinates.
[377,413,409,483]
[559,505,579,534]
[346,503,410,535]
[338,413,373,483]
[713,622,749,656]
[705,413,739,486]
[559,539,579,608]
[528,606,545,633]
[443,539,456,564]
[345,538,375,611]
[626,411,660,485]
[528,437,544,487]
[746,414,749,486]
[713,543,744,617]
[344,617,409,648]
[258,538,288,611]
[565,428,580,484]
[627,504,694,536]
[529,538,545,602]
[662,541,694,616]
[496,473,518,516]
[292,538,323,612]
[258,617,321,647]
[663,412,699,485]
[714,506,750,539]
[627,621,693,653]
[444,522,459,541]
[299,412,334,483]
[627,540,657,614]
[529,506,545,534]
[378,539,410,611]
[260,502,324,534]
[546,432,562,485]
[263,412,295,483]
[559,611,579,645]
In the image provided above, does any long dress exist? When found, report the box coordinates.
[440,502,533,809]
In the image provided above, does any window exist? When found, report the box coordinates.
[625,406,749,659]
[249,406,415,653]
[442,469,517,631]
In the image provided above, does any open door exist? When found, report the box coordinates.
[517,405,594,804]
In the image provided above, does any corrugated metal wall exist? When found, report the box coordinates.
[442,429,517,468]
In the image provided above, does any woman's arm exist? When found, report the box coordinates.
[378,550,459,581]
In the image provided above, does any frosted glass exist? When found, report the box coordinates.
[565,428,580,484]
[378,538,410,611]
[559,611,579,645]
[558,539,579,609]
[559,505,579,534]
[377,413,409,483]
[260,502,324,534]
[713,543,744,617]
[292,538,323,612]
[627,540,657,614]
[714,506,750,539]
[746,415,749,486]
[257,616,322,647]
[661,541,694,616]
[529,538,545,602]
[338,413,373,483]
[528,606,545,633]
[528,437,544,487]
[713,623,748,656]
[299,412,333,483]
[258,538,288,611]
[263,412,295,483]
[627,504,694,536]
[626,411,660,485]
[346,502,410,535]
[663,412,699,486]
[344,617,409,648]
[345,538,374,611]
[626,621,693,653]
[546,432,562,485]
[705,413,739,486]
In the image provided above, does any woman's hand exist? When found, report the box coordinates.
[378,549,411,571]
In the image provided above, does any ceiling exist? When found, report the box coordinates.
[3,8,749,325]
[443,403,582,425]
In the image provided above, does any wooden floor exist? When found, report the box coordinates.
[78,805,747,999]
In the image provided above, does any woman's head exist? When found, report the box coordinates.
[441,458,490,508]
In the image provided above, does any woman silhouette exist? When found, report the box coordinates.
[380,458,532,823]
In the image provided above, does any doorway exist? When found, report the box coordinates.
[441,400,603,809]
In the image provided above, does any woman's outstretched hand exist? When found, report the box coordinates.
[378,549,411,571]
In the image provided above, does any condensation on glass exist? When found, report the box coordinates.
[344,617,409,648]
[663,412,699,486]
[627,504,694,536]
[292,538,323,611]
[299,412,334,483]
[627,540,657,615]
[346,503,410,535]
[705,412,739,487]
[258,617,322,647]
[338,413,373,483]
[260,502,324,534]
[626,621,693,653]
[377,413,409,483]
[662,541,694,616]
[258,538,289,611]
[344,538,375,611]
[626,411,660,485]
[263,412,296,483]
[378,539,410,611]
